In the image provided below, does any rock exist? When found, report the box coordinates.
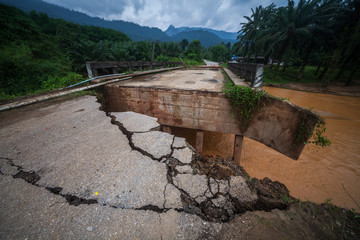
[173,174,208,199]
[172,148,193,164]
[229,176,258,204]
[132,131,173,159]
[111,111,159,132]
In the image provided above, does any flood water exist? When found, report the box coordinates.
[172,87,360,211]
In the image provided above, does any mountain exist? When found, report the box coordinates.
[171,30,223,48]
[0,0,237,47]
[165,24,238,46]
[0,0,170,42]
[165,25,237,41]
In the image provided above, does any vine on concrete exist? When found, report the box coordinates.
[293,111,331,148]
[223,78,267,133]
[309,119,331,147]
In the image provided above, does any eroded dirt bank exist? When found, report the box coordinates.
[264,79,360,97]
[0,95,359,239]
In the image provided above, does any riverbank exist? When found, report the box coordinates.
[264,80,360,97]
[0,95,359,239]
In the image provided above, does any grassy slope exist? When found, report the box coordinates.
[263,65,359,85]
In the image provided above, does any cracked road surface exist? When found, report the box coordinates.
[0,95,337,239]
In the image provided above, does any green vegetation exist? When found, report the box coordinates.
[206,43,231,62]
[263,66,322,84]
[237,0,359,87]
[223,78,267,133]
[293,111,331,148]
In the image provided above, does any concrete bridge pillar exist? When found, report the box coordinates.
[233,135,243,164]
[196,131,204,153]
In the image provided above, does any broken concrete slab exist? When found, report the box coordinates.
[173,136,187,148]
[229,176,258,204]
[172,147,193,164]
[176,165,193,174]
[173,174,208,200]
[164,183,183,209]
[111,111,160,132]
[93,151,168,209]
[132,131,174,159]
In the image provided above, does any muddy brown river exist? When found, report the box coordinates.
[172,87,360,211]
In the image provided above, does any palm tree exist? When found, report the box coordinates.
[70,40,106,72]
[322,0,359,87]
[239,4,275,62]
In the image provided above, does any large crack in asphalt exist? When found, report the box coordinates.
[0,111,293,223]
[1,158,98,206]
[108,113,175,162]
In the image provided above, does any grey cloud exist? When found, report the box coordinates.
[44,0,292,32]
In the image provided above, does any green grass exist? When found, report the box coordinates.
[220,62,228,68]
[263,66,321,84]
[263,65,359,85]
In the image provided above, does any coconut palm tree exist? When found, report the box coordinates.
[238,4,275,62]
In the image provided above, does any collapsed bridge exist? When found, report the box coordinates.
[96,61,318,161]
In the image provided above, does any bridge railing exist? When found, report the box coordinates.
[227,62,264,88]
[86,61,184,78]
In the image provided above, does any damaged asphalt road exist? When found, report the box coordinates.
[0,96,298,239]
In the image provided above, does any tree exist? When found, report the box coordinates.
[180,39,189,51]
[186,40,203,61]
[210,44,230,62]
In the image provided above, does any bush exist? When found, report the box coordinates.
[42,72,84,90]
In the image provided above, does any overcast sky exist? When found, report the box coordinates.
[43,0,290,33]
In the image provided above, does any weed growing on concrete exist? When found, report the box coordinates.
[311,119,331,147]
[223,79,267,133]
[293,112,331,148]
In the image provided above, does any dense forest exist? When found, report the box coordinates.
[0,4,230,98]
[236,0,359,86]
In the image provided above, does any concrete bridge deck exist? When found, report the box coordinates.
[119,69,225,91]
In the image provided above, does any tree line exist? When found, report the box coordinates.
[236,0,359,86]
